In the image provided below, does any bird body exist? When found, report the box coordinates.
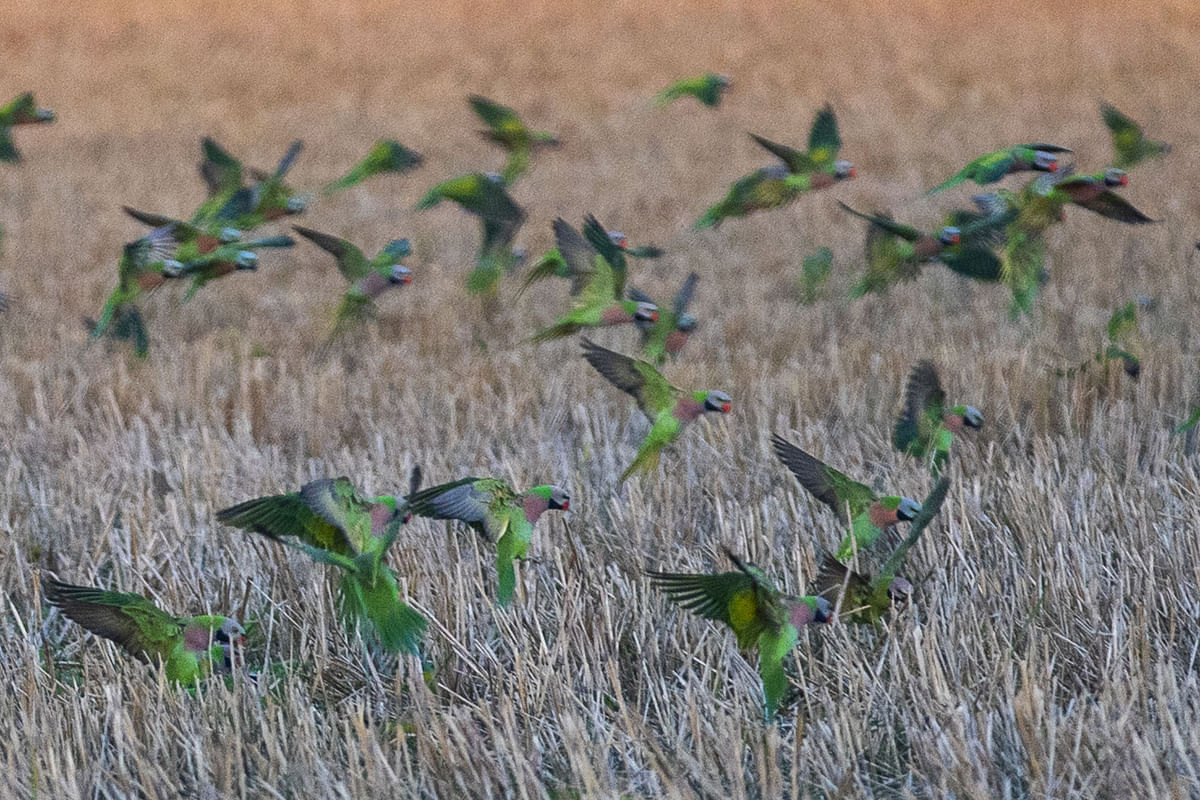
[405,477,568,606]
[581,338,730,481]
[648,548,831,719]
[43,576,244,685]
[628,272,700,365]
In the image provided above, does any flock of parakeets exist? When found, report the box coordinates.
[1,77,1183,718]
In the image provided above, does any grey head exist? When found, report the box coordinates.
[389,264,413,284]
[896,497,922,521]
[1032,150,1060,172]
[234,251,259,270]
[833,160,855,179]
[677,311,698,333]
[962,405,984,429]
[704,390,732,413]
[937,226,961,246]
[633,301,659,323]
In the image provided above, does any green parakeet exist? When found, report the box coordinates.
[405,477,569,607]
[654,73,731,107]
[648,547,832,720]
[771,433,920,562]
[216,470,426,656]
[582,338,731,482]
[892,360,982,477]
[43,575,245,686]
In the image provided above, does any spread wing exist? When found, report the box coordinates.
[771,433,874,522]
[43,576,180,663]
[806,104,841,166]
[405,477,511,540]
[838,201,921,241]
[581,338,677,415]
[893,360,946,452]
[293,226,370,280]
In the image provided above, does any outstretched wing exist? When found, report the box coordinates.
[581,338,677,415]
[749,133,817,174]
[293,226,370,280]
[893,360,946,453]
[771,433,874,522]
[838,201,921,242]
[673,272,700,316]
[43,576,180,663]
[806,104,841,166]
[405,477,509,540]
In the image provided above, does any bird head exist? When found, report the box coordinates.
[1103,168,1128,187]
[634,301,659,323]
[961,405,984,429]
[716,74,732,87]
[677,312,698,333]
[1033,151,1060,172]
[789,595,834,627]
[216,617,247,647]
[218,226,242,244]
[703,390,732,414]
[547,485,571,512]
[938,226,961,246]
[160,259,185,278]
[607,230,629,249]
[231,251,259,270]
[887,576,914,601]
[834,160,856,180]
[895,496,922,521]
[389,264,413,285]
[285,193,311,214]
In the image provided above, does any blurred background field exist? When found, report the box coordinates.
[2,0,1200,797]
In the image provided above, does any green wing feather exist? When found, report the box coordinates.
[771,433,876,522]
[581,338,677,416]
[293,226,371,280]
[43,576,180,663]
[893,360,946,455]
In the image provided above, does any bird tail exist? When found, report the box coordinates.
[338,573,427,658]
[619,447,660,483]
[693,205,725,231]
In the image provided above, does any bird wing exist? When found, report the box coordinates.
[43,576,181,663]
[406,477,511,540]
[199,137,244,196]
[806,104,841,166]
[646,569,762,646]
[673,272,700,317]
[838,201,921,242]
[893,360,946,453]
[581,338,677,416]
[468,95,526,143]
[372,238,412,267]
[298,477,388,555]
[771,433,874,522]
[748,133,818,173]
[216,485,359,557]
[293,226,370,280]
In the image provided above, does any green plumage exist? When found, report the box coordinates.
[1101,102,1169,169]
[654,73,730,107]
[927,143,1071,194]
[815,477,951,625]
[191,139,307,232]
[0,92,55,163]
[43,575,244,685]
[417,172,526,295]
[405,477,569,606]
[323,139,423,195]
[893,360,982,477]
[293,226,413,342]
[771,433,919,562]
[531,218,657,342]
[468,95,559,184]
[168,235,295,301]
[582,338,731,482]
[216,472,426,656]
[627,272,699,366]
[648,548,831,720]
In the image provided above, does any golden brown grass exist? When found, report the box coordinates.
[3,0,1200,796]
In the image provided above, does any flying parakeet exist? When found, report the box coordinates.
[647,547,832,720]
[627,272,700,366]
[654,73,731,107]
[771,433,920,562]
[468,95,559,184]
[293,226,413,341]
[215,469,426,656]
[404,477,569,607]
[0,92,55,162]
[893,360,983,477]
[926,143,1072,194]
[323,139,423,195]
[582,338,731,482]
[1101,102,1169,169]
[531,218,659,342]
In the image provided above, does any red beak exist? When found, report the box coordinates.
[649,311,659,322]
[402,274,413,284]
[949,233,961,244]
[561,501,570,511]
[1118,174,1129,186]
[1048,161,1059,172]
[847,167,857,178]
[721,402,731,413]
